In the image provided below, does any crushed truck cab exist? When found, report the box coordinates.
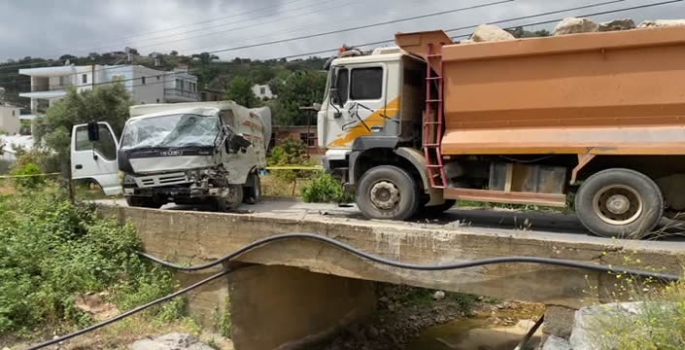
[71,101,272,210]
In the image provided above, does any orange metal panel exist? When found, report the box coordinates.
[444,188,567,207]
[395,26,685,156]
[440,126,685,155]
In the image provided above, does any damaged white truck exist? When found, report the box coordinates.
[70,101,272,210]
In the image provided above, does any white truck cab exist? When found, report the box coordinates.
[71,101,271,210]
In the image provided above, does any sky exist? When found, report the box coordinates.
[0,0,683,62]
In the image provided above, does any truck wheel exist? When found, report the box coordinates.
[575,168,663,239]
[216,185,244,212]
[126,196,161,209]
[357,165,420,221]
[243,174,262,205]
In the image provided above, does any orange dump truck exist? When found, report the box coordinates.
[317,25,685,238]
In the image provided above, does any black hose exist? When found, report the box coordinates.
[138,233,681,281]
[25,269,230,350]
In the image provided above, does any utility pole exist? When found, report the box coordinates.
[299,106,318,156]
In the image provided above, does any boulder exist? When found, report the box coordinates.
[638,19,685,28]
[542,335,572,350]
[598,18,636,32]
[471,24,515,42]
[568,302,673,350]
[74,292,119,321]
[554,18,599,36]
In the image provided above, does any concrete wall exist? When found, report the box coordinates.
[228,265,375,350]
[132,66,166,105]
[0,106,21,135]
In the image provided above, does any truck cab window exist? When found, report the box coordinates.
[333,68,349,106]
[75,125,117,161]
[350,67,383,100]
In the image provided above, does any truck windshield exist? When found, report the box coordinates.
[120,113,220,150]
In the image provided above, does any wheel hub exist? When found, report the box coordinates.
[606,194,630,215]
[370,181,400,210]
[592,185,643,225]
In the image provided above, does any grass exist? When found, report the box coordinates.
[587,279,685,349]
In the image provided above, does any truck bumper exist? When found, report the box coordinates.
[123,186,223,199]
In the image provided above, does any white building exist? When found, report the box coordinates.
[0,104,21,135]
[251,84,275,100]
[19,64,199,114]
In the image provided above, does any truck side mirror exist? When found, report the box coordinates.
[87,121,100,142]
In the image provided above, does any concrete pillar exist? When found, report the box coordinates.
[228,265,376,350]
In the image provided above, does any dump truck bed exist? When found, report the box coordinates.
[397,26,685,155]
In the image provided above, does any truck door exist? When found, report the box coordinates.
[71,122,122,196]
[324,64,387,149]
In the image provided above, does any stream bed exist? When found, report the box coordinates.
[408,318,542,350]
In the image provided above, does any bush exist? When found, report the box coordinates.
[0,188,182,335]
[268,137,311,182]
[301,172,351,203]
[10,162,45,191]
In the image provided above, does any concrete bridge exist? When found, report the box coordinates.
[98,202,685,350]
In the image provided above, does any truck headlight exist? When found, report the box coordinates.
[123,174,136,185]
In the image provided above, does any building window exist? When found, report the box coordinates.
[141,76,146,85]
[156,99,160,103]
[157,75,161,81]
[12,110,15,117]
[260,86,266,95]
[82,74,88,84]
[350,67,383,100]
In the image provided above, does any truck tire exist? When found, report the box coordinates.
[575,168,664,239]
[216,185,244,212]
[126,196,162,209]
[243,174,262,205]
[357,165,420,221]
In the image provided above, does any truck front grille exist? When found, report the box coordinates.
[135,172,189,188]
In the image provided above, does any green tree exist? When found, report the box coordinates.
[225,76,260,107]
[33,83,132,178]
[193,52,219,68]
[274,71,326,125]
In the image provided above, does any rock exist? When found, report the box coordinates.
[638,19,685,28]
[543,306,575,339]
[542,335,572,350]
[471,24,516,42]
[74,292,119,321]
[598,18,635,32]
[130,333,214,350]
[554,18,599,35]
[433,291,446,301]
[569,302,657,350]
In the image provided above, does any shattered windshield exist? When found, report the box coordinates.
[120,114,220,150]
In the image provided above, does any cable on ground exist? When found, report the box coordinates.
[27,232,681,349]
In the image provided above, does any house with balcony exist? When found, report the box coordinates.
[19,64,199,115]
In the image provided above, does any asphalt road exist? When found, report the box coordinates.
[94,198,685,242]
